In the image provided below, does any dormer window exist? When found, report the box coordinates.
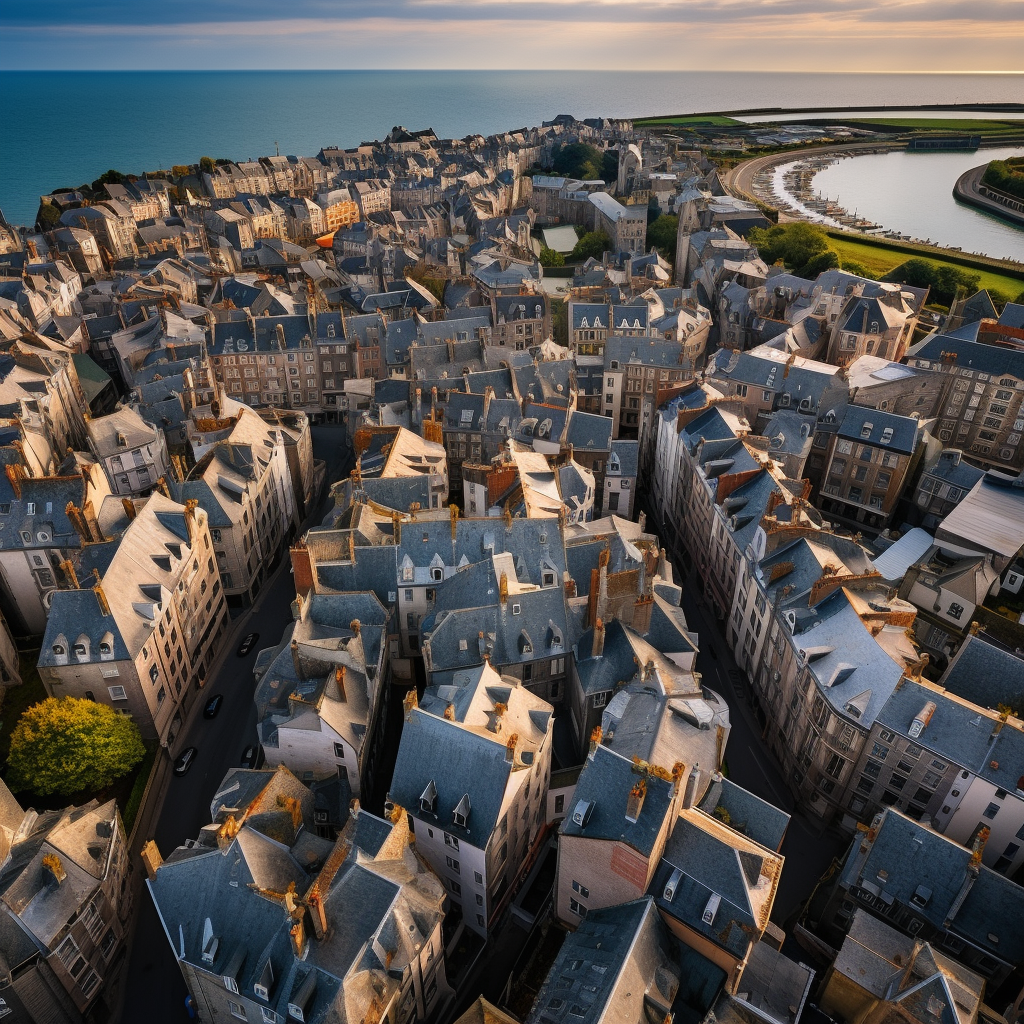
[542,571,555,587]
[74,636,90,661]
[453,793,471,828]
[117,432,128,447]
[431,567,443,582]
[420,779,437,815]
[861,423,873,439]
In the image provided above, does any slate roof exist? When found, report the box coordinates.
[560,745,674,858]
[875,677,1024,793]
[565,411,612,452]
[937,634,1024,714]
[839,808,1024,964]
[837,405,919,456]
[910,334,1024,379]
[389,707,513,850]
[651,808,781,959]
[697,776,791,853]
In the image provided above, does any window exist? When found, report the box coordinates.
[947,602,964,620]
[555,795,565,814]
[871,743,889,760]
[448,879,462,896]
[446,856,461,872]
[108,685,127,701]
[569,898,588,918]
[229,1002,247,1021]
[474,870,483,884]
[593,691,608,709]
[983,802,1000,819]
[571,880,590,898]
[334,742,345,759]
[825,754,846,779]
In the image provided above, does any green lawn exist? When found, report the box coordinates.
[635,114,742,128]
[846,117,1023,133]
[826,235,1024,298]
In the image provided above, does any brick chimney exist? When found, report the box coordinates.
[92,570,110,615]
[82,500,103,542]
[140,840,163,880]
[626,777,646,822]
[589,726,602,758]
[4,464,21,499]
[291,543,313,598]
[592,618,605,658]
[122,497,138,521]
[60,559,79,589]
[290,640,304,680]
[42,853,66,887]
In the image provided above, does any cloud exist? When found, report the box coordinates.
[3,2,1024,69]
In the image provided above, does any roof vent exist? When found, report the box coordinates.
[702,893,721,925]
[572,800,594,828]
[664,867,682,902]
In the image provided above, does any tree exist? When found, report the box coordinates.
[171,165,191,178]
[7,697,146,797]
[538,246,565,268]
[570,230,611,262]
[36,202,61,231]
[89,168,128,194]
[803,248,840,276]
[646,213,678,263]
[551,143,605,182]
[884,259,980,306]
[1016,290,1024,303]
[748,221,835,277]
[840,260,870,278]
[199,156,215,174]
[551,300,568,346]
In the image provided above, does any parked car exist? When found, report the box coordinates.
[203,694,224,719]
[174,747,197,775]
[237,632,260,657]
[241,744,265,770]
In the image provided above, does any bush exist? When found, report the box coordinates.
[840,260,870,278]
[883,258,981,306]
[982,159,1024,202]
[7,697,146,797]
[199,156,215,174]
[171,165,191,178]
[538,246,565,268]
[89,169,128,194]
[36,203,61,230]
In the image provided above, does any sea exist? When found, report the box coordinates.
[2,69,1024,239]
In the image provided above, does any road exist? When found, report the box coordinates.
[116,424,351,1024]
[953,162,1024,229]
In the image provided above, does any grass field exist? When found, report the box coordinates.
[635,114,741,128]
[826,234,1024,298]
[846,117,1023,133]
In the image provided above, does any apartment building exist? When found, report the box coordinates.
[38,494,227,746]
[86,406,170,497]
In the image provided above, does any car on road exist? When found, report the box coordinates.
[237,632,259,657]
[203,694,224,719]
[173,747,197,775]
[241,744,265,769]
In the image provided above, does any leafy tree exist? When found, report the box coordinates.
[551,143,605,182]
[7,697,146,797]
[646,213,678,262]
[570,230,611,262]
[803,248,840,276]
[538,246,565,268]
[89,168,128,194]
[199,156,215,174]
[748,222,835,277]
[551,300,568,346]
[1016,290,1024,303]
[36,203,61,230]
[171,165,191,178]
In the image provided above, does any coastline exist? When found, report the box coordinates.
[953,163,1024,229]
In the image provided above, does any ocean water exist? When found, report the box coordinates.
[1,70,1023,229]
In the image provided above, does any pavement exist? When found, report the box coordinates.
[113,424,351,1024]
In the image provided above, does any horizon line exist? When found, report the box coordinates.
[3,68,1024,75]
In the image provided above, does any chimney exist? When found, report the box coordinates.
[499,571,509,605]
[41,853,66,887]
[60,559,79,590]
[349,619,360,637]
[290,916,307,959]
[4,465,21,499]
[450,503,459,539]
[483,386,494,425]
[140,840,163,880]
[589,726,602,758]
[908,701,936,739]
[333,666,347,702]
[122,497,138,521]
[26,238,38,260]
[403,689,418,721]
[291,543,313,598]
[626,776,646,822]
[682,764,701,809]
[291,640,304,680]
[592,618,605,658]
[82,500,103,542]
[638,511,646,531]
[92,570,110,615]
[392,512,402,545]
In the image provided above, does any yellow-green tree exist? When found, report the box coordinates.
[7,697,145,797]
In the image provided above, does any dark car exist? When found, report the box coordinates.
[237,632,259,657]
[173,747,197,775]
[241,744,265,769]
[203,694,223,719]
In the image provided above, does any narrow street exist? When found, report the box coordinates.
[116,425,351,1023]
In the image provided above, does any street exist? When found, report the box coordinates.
[116,425,351,1024]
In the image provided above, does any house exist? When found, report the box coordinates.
[254,591,393,804]
[38,494,227,746]
[934,470,1024,574]
[526,896,727,1024]
[0,780,131,1023]
[819,910,988,1024]
[86,406,171,498]
[146,766,454,1024]
[587,193,647,256]
[910,449,986,532]
[814,808,1024,986]
[388,662,554,938]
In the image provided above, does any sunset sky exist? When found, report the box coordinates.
[4,0,1024,71]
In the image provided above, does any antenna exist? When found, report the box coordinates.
[275,140,280,157]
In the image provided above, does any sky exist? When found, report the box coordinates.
[3,0,1024,71]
